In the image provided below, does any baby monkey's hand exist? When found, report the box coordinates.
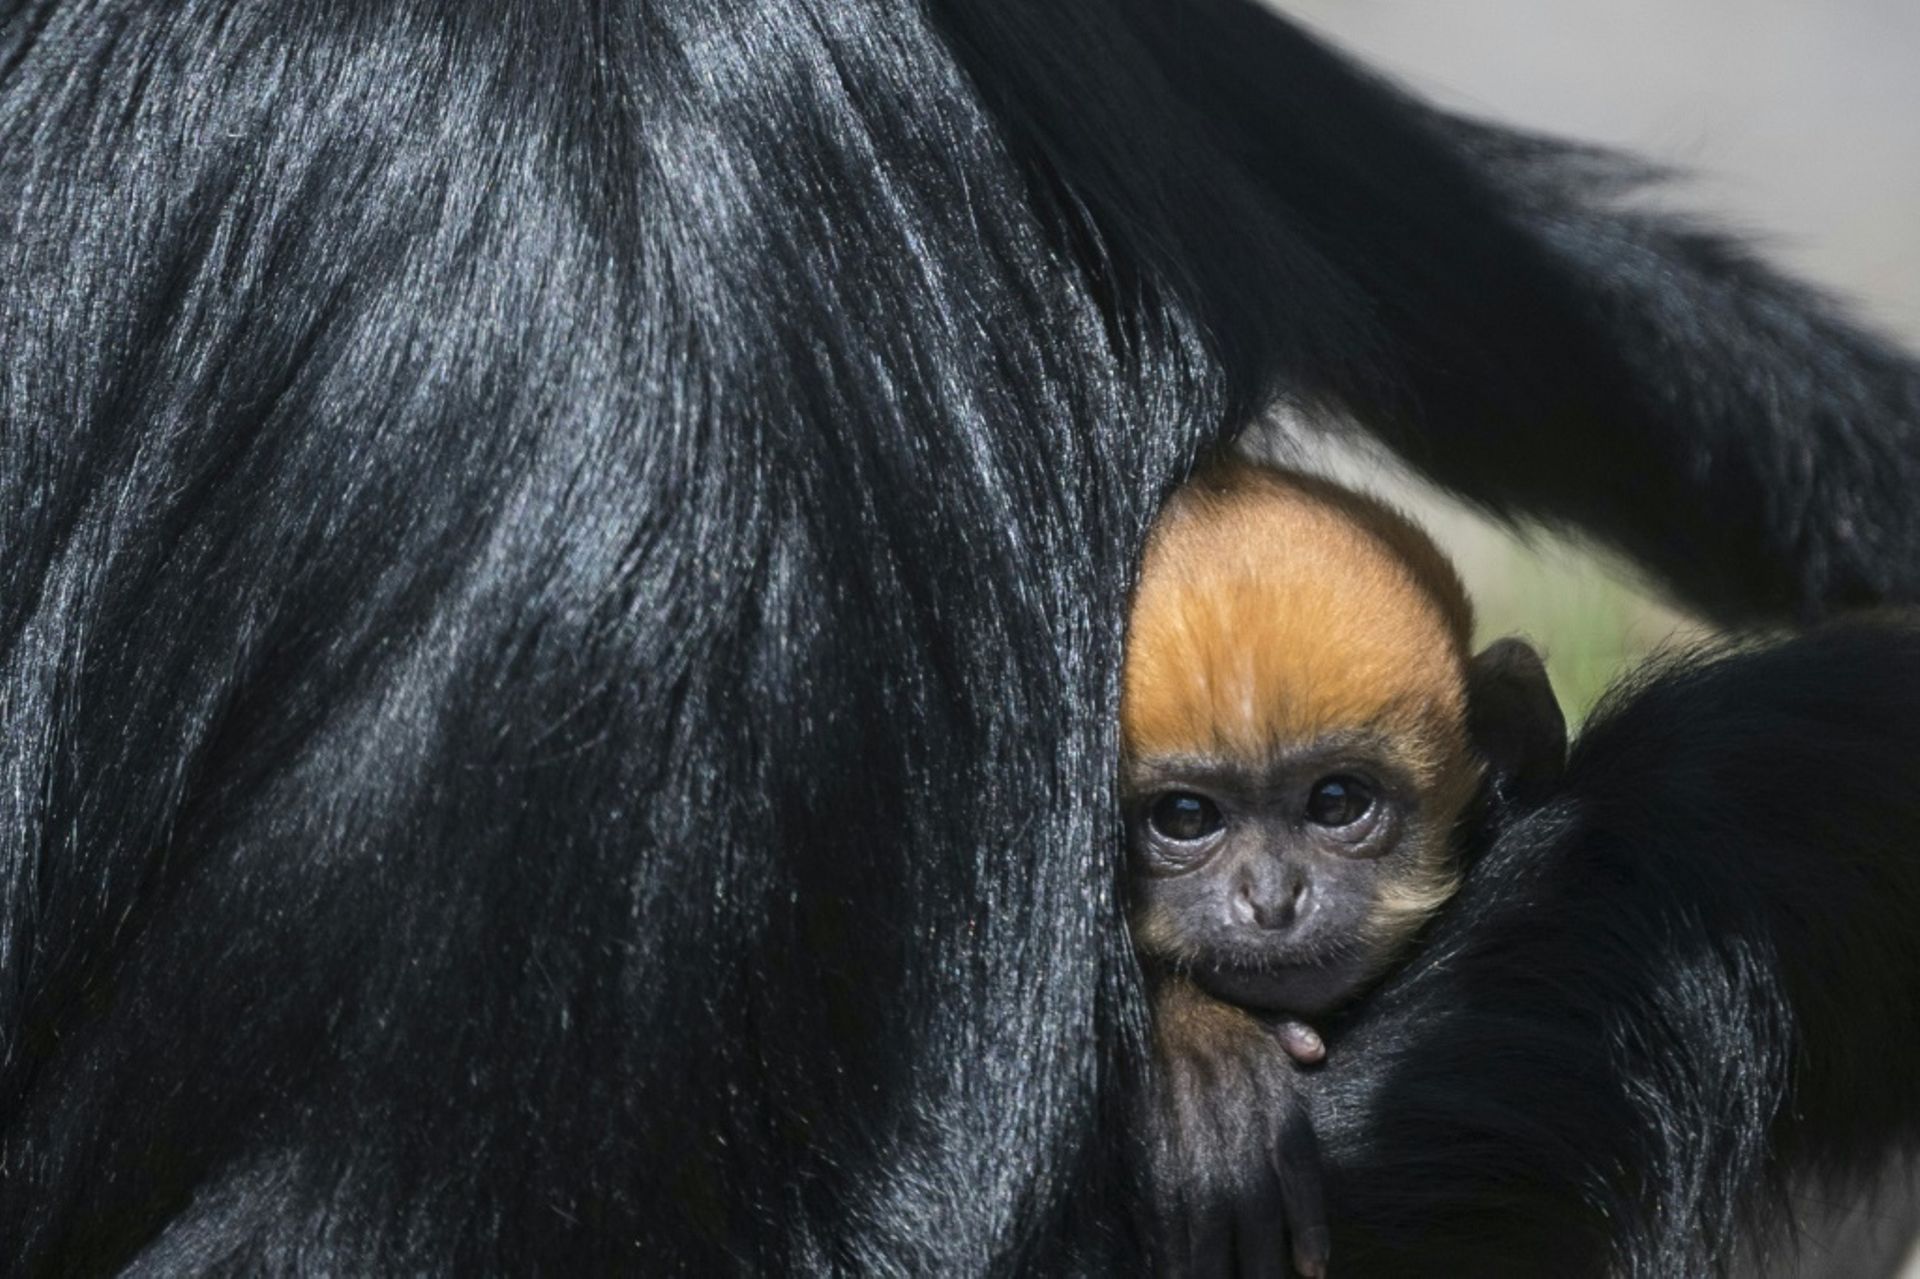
[1145,980,1330,1279]
[1273,1018,1325,1066]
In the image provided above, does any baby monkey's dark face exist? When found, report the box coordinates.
[1125,746,1428,1017]
[1118,464,1570,1022]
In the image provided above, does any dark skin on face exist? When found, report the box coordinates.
[1127,743,1417,1057]
[1129,639,1566,1279]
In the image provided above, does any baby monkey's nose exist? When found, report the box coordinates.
[1233,868,1310,931]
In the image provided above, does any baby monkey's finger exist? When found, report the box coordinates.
[1273,1018,1325,1065]
[1277,1107,1330,1278]
[1233,1169,1290,1279]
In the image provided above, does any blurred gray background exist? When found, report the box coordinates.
[1265,4,1920,1272]
[1266,0,1920,723]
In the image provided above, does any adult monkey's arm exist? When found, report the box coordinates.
[933,0,1920,624]
[1315,622,1920,1276]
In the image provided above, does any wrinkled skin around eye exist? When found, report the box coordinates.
[1303,775,1372,828]
[1151,791,1227,843]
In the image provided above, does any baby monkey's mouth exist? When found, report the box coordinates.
[1194,952,1377,1018]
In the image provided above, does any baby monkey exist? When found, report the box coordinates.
[1122,459,1566,1276]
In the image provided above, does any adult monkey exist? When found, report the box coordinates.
[1,1,1918,1277]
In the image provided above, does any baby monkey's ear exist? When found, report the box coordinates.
[1466,637,1568,812]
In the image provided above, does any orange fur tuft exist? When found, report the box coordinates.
[1121,460,1479,846]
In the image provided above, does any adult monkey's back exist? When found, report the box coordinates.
[0,1,1916,1275]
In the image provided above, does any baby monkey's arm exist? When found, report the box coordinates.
[1146,976,1330,1279]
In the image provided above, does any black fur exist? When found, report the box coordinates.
[1,0,1916,1273]
[1318,621,1920,1276]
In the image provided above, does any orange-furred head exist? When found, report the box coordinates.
[1124,462,1475,778]
[1121,460,1481,953]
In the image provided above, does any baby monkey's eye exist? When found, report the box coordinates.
[1147,792,1225,843]
[1304,775,1374,827]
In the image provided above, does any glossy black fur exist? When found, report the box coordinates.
[1317,622,1920,1276]
[2,0,1918,1273]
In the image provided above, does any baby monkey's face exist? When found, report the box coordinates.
[1117,462,1569,1020]
[1124,740,1441,1017]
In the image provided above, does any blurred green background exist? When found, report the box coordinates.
[1268,0,1920,724]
